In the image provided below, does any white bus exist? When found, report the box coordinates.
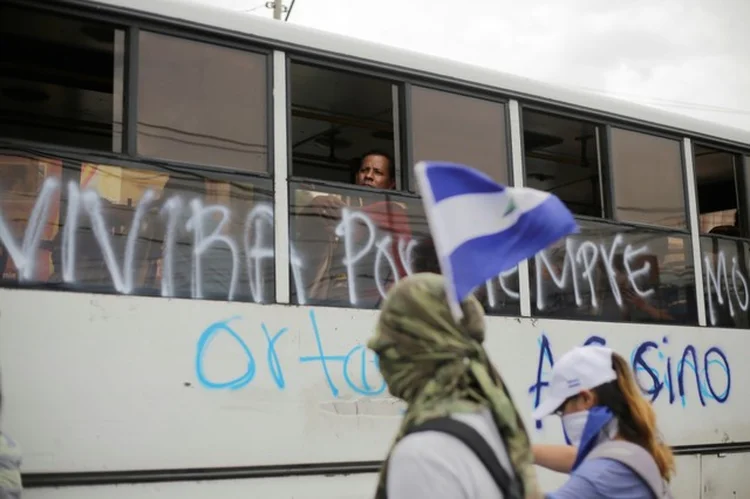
[0,0,748,497]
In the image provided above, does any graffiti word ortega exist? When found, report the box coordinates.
[194,309,385,397]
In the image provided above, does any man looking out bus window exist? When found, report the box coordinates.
[309,151,397,220]
[296,151,411,306]
[357,151,396,190]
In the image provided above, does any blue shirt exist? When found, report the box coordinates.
[547,457,654,499]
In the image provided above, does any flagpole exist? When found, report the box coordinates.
[414,161,465,323]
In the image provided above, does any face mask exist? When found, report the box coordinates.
[561,410,589,447]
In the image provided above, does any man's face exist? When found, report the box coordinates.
[356,154,395,190]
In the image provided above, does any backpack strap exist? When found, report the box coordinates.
[405,417,522,499]
[584,440,673,499]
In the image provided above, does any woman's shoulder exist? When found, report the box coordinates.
[573,457,654,496]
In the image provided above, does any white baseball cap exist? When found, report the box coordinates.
[531,345,617,420]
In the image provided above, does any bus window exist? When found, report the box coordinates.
[0,149,274,303]
[530,219,698,325]
[137,32,269,173]
[701,234,750,328]
[523,116,697,325]
[694,145,741,236]
[289,62,399,187]
[408,86,517,314]
[610,128,686,229]
[522,110,603,218]
[287,62,412,310]
[696,147,747,328]
[410,86,509,189]
[0,5,124,152]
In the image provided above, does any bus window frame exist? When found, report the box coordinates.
[0,144,273,299]
[3,0,276,178]
[692,139,750,237]
[605,123,691,233]
[285,56,406,190]
[405,82,512,193]
[518,104,609,220]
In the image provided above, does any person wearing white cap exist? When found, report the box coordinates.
[530,345,675,498]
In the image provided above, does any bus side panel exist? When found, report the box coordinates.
[20,456,704,498]
[0,288,744,474]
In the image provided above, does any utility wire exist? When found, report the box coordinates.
[241,3,748,115]
[284,0,296,21]
[560,83,750,116]
[242,2,267,13]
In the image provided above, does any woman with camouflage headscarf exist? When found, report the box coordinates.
[368,273,542,499]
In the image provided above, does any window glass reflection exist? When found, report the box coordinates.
[530,219,697,325]
[410,86,508,189]
[700,236,750,328]
[610,128,686,229]
[0,150,274,302]
[288,182,520,315]
[137,31,268,172]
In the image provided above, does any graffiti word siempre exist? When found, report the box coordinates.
[194,309,385,397]
[535,234,654,311]
[528,333,730,429]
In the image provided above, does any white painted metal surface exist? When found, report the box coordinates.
[15,450,711,498]
[0,289,738,473]
[272,49,291,304]
[508,99,531,317]
[683,138,707,326]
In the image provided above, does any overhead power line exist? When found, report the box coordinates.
[285,0,296,21]
[561,83,750,116]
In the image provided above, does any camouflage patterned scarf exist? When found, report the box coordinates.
[367,273,542,499]
[0,433,22,498]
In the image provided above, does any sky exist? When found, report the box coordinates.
[202,0,750,132]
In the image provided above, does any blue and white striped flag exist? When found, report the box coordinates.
[415,161,579,320]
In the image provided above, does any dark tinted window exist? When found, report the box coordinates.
[0,149,274,302]
[410,86,508,188]
[694,145,740,236]
[523,110,603,217]
[0,6,124,151]
[137,31,268,172]
[610,128,686,229]
[289,63,398,186]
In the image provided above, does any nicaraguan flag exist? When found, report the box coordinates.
[415,161,579,319]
